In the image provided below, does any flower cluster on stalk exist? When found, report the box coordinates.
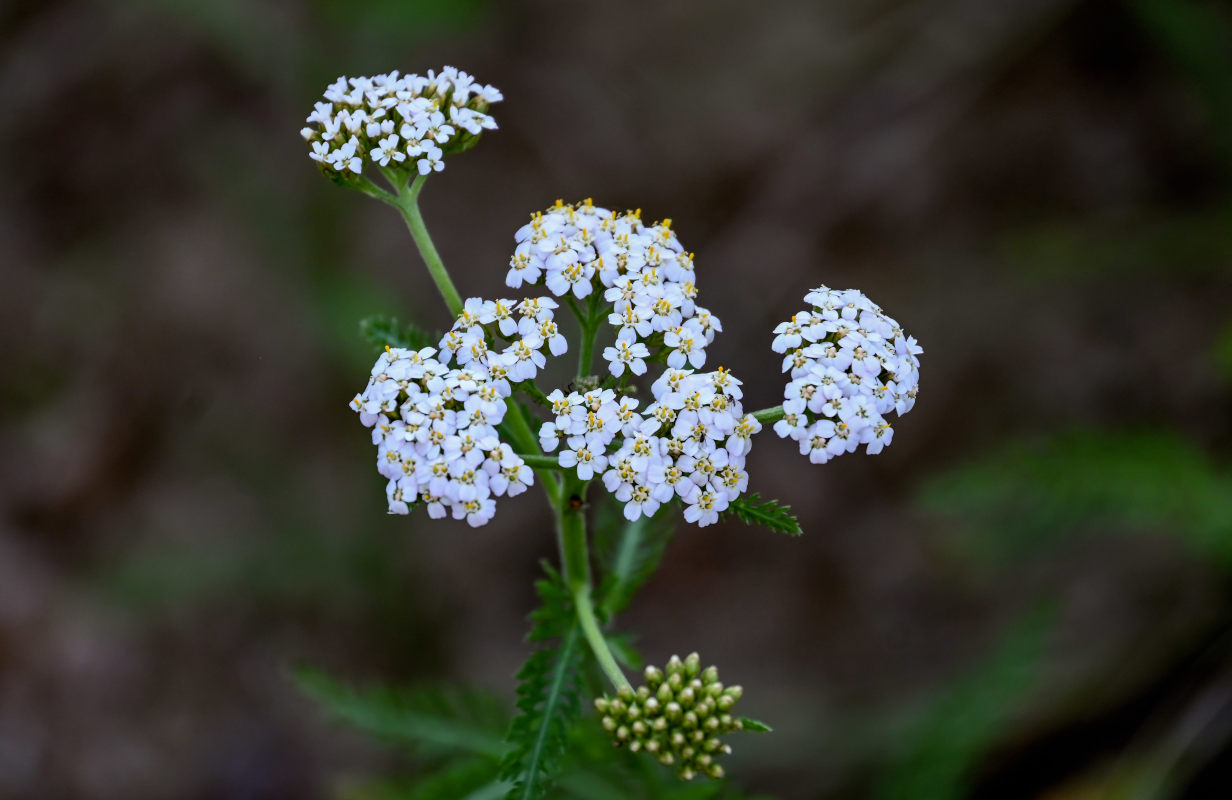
[539,368,759,526]
[506,200,721,373]
[770,286,922,462]
[301,67,500,178]
[351,298,568,526]
[351,347,526,527]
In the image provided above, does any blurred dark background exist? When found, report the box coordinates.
[3,0,1232,797]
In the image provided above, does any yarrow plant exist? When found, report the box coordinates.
[303,67,922,798]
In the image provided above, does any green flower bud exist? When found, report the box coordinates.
[593,654,756,782]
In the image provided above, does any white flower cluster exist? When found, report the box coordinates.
[351,346,532,527]
[301,67,501,177]
[506,200,722,376]
[438,296,567,384]
[770,286,921,463]
[538,368,760,527]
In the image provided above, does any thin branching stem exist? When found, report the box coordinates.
[558,474,630,691]
[394,175,465,317]
[752,404,785,424]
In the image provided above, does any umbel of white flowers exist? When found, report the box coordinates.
[538,368,759,526]
[349,295,566,527]
[770,286,922,462]
[301,66,501,178]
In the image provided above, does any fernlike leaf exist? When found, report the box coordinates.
[722,493,803,536]
[499,564,585,800]
[360,314,438,353]
[293,667,508,758]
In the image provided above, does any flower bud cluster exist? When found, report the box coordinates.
[301,67,500,178]
[538,368,759,526]
[351,346,531,527]
[437,296,566,384]
[505,200,722,375]
[594,653,744,781]
[770,286,921,462]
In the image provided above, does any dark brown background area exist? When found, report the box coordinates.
[2,0,1231,797]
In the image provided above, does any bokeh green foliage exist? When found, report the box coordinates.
[874,607,1055,800]
[919,430,1232,570]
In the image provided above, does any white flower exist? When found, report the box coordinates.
[558,438,608,481]
[603,332,650,377]
[416,142,444,174]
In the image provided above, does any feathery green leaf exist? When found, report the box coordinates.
[722,493,803,536]
[294,667,508,758]
[360,314,438,352]
[500,564,586,800]
[595,499,677,619]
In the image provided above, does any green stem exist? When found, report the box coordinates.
[353,174,398,204]
[519,453,565,470]
[501,400,561,508]
[753,404,786,424]
[573,587,630,692]
[577,323,596,380]
[389,175,560,505]
[387,173,627,693]
[394,175,465,318]
[515,380,552,408]
[557,476,630,691]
